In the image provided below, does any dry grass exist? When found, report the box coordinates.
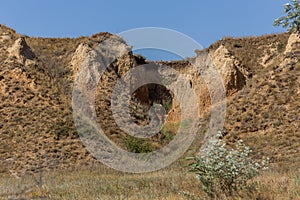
[208,33,290,74]
[223,60,300,171]
[0,164,201,200]
[252,170,300,200]
[0,164,299,200]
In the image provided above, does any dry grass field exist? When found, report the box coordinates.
[0,164,299,199]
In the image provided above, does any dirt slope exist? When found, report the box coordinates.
[0,24,299,175]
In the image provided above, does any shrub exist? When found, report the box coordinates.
[161,126,174,141]
[125,136,153,153]
[187,131,269,198]
[162,97,173,112]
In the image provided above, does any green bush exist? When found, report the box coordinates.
[161,126,174,141]
[162,97,173,112]
[125,136,153,153]
[187,131,268,198]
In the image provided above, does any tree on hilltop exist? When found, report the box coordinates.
[274,0,300,33]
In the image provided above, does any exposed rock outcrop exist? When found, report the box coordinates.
[7,37,35,65]
[210,45,247,96]
[0,25,299,175]
[168,45,248,116]
[157,45,248,138]
[284,33,300,54]
[70,43,92,76]
[280,33,300,68]
[0,35,11,42]
[72,37,154,147]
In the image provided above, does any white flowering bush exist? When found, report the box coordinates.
[188,131,269,197]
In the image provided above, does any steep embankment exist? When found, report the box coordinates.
[212,33,300,171]
[0,24,299,175]
[0,25,98,174]
[155,33,299,171]
[0,25,174,174]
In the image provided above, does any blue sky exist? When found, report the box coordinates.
[0,0,287,60]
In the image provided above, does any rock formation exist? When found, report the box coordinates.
[7,37,36,65]
[280,33,300,68]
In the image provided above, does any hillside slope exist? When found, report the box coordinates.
[0,24,299,176]
[221,33,300,171]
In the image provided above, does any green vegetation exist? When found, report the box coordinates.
[274,0,300,32]
[161,97,173,112]
[160,126,175,141]
[188,131,269,198]
[124,136,153,153]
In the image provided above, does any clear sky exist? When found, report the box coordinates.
[0,0,287,60]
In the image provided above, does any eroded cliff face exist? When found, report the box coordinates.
[0,24,298,174]
[71,38,176,151]
[281,33,300,68]
[155,44,249,130]
[0,26,261,174]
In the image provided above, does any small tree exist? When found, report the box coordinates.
[274,0,300,33]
